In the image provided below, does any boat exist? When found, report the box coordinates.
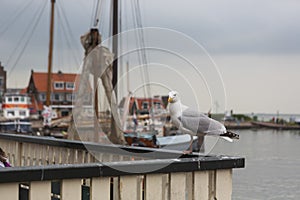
[157,134,198,151]
[0,93,32,133]
[124,131,198,151]
[66,0,205,152]
[294,118,300,125]
[251,121,300,130]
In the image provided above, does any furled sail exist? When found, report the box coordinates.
[68,31,126,144]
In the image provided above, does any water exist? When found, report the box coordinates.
[211,129,300,200]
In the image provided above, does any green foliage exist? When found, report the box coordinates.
[232,114,252,122]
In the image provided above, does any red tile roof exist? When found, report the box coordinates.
[32,72,79,93]
[129,97,165,110]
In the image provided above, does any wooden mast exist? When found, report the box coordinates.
[111,0,119,139]
[112,0,118,89]
[46,0,55,107]
[91,28,100,142]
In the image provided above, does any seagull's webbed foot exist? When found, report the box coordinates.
[183,150,193,154]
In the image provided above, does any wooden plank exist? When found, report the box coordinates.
[162,174,169,200]
[215,169,232,200]
[186,172,193,200]
[145,174,163,200]
[48,146,54,164]
[30,181,51,200]
[69,149,75,164]
[31,144,37,166]
[91,177,110,200]
[22,143,28,166]
[53,147,60,164]
[0,183,19,200]
[74,149,79,163]
[137,176,143,199]
[120,176,141,200]
[113,177,120,200]
[17,142,23,166]
[41,145,47,165]
[27,143,33,166]
[42,145,49,165]
[170,172,187,200]
[36,144,42,165]
[61,179,82,200]
[61,147,68,164]
[194,171,210,200]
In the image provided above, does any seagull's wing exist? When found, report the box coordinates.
[179,108,226,136]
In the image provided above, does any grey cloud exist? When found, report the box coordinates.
[140,0,300,55]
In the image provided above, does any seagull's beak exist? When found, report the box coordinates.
[168,97,173,103]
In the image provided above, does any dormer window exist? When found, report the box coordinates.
[66,82,75,90]
[54,82,64,90]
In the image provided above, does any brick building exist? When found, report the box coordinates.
[24,70,79,117]
[0,62,7,101]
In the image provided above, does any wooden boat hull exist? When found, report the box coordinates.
[0,119,32,133]
[251,121,300,130]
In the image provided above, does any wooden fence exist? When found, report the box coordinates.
[0,133,244,200]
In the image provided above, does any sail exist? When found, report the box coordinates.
[69,31,126,144]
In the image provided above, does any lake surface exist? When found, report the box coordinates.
[211,129,300,200]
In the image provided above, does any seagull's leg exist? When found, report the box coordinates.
[197,135,205,153]
[183,135,194,154]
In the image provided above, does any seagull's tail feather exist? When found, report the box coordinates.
[220,131,239,140]
[221,137,233,142]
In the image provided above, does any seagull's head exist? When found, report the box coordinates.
[168,91,179,103]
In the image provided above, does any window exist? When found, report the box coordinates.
[0,77,3,87]
[7,97,12,102]
[61,110,69,117]
[13,97,19,102]
[39,93,46,102]
[142,101,149,109]
[66,93,76,102]
[7,111,15,117]
[20,97,25,102]
[19,110,26,116]
[66,82,75,90]
[154,102,161,109]
[52,93,64,102]
[54,82,64,90]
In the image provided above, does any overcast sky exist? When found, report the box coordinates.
[0,0,300,114]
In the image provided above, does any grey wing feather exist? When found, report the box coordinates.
[179,108,225,135]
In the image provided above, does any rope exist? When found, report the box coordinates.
[0,0,35,37]
[56,1,82,68]
[8,0,48,77]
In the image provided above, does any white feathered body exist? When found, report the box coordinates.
[169,99,227,137]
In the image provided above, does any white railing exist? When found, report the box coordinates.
[0,162,236,200]
[0,133,244,200]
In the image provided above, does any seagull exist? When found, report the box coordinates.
[168,91,239,153]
